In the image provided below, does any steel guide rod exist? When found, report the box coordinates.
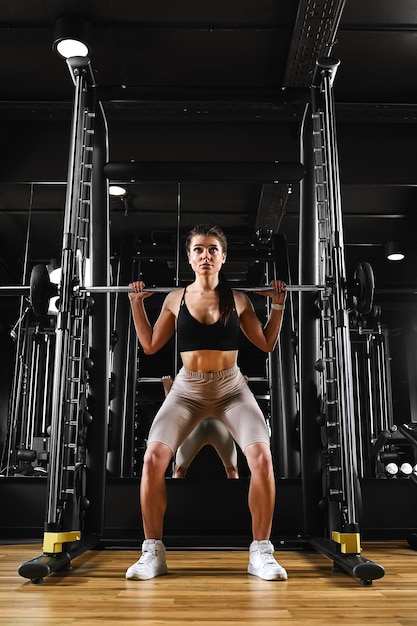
[45,63,90,529]
[307,57,385,584]
[321,60,360,530]
[18,57,98,582]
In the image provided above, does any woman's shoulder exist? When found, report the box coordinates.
[163,287,186,316]
[231,289,252,315]
[231,288,248,301]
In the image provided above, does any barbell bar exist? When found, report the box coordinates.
[80,284,325,294]
[0,286,31,295]
[0,261,375,317]
[0,283,325,297]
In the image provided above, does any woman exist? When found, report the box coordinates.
[126,224,287,581]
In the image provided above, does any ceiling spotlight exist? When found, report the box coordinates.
[109,185,127,197]
[385,241,405,262]
[57,39,88,59]
[52,16,92,59]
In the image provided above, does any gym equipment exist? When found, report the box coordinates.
[305,57,384,585]
[0,260,375,317]
[11,52,382,586]
[17,56,102,583]
[352,262,375,316]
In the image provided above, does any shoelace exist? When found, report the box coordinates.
[139,549,158,564]
[254,548,280,568]
[257,550,278,566]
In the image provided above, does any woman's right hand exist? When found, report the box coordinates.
[128,281,154,302]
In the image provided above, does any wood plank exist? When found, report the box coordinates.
[0,543,416,625]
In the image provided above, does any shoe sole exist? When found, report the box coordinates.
[247,564,288,581]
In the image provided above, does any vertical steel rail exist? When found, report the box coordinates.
[18,57,100,582]
[320,60,360,530]
[24,336,38,451]
[309,58,384,584]
[376,333,392,433]
[269,235,301,478]
[174,182,181,375]
[351,347,365,478]
[83,98,110,536]
[27,336,41,451]
[365,336,376,443]
[264,259,276,446]
[45,63,90,530]
[299,101,324,537]
[41,333,52,437]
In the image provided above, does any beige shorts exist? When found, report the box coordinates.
[147,365,270,454]
[176,417,238,469]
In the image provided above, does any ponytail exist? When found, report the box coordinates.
[217,269,235,325]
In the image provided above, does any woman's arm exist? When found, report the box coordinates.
[128,281,177,354]
[237,280,286,353]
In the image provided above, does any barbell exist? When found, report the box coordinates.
[80,285,325,294]
[0,261,375,317]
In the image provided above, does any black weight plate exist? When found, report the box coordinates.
[30,264,55,317]
[353,262,375,315]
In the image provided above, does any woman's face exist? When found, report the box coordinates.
[187,235,226,275]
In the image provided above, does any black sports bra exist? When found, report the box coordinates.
[177,287,240,352]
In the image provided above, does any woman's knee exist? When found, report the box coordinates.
[143,442,173,475]
[245,442,273,475]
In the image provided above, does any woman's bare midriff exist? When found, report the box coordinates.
[180,349,238,373]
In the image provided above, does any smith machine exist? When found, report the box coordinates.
[0,57,385,584]
[301,59,383,583]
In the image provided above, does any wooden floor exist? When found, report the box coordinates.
[0,542,416,625]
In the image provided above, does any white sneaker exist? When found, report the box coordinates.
[248,540,288,581]
[126,540,168,580]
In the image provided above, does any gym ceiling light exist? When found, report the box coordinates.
[385,241,405,262]
[52,16,92,59]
